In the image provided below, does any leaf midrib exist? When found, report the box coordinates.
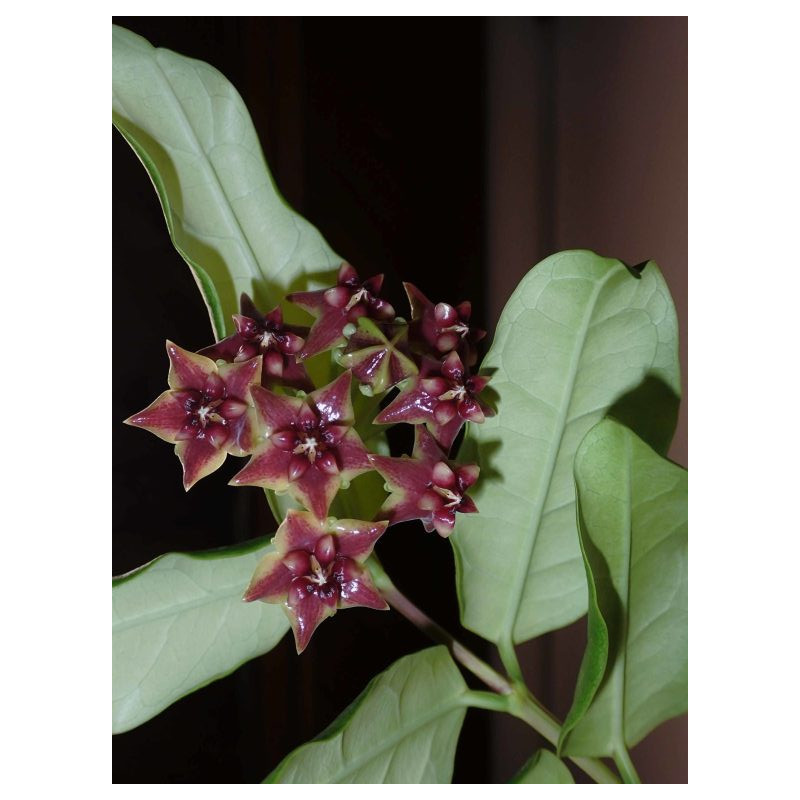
[503,270,615,642]
[145,47,265,284]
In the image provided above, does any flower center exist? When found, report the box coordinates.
[293,435,320,462]
[440,321,470,338]
[345,287,371,311]
[194,398,225,428]
[437,384,467,402]
[307,554,331,585]
[258,329,277,350]
[432,484,463,509]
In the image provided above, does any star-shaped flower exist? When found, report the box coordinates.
[199,294,312,392]
[369,426,479,537]
[124,342,261,490]
[244,510,388,652]
[335,318,418,395]
[404,282,486,367]
[287,263,396,359]
[230,371,372,519]
[374,351,493,452]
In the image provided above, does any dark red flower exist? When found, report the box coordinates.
[244,510,388,652]
[287,263,396,359]
[374,351,493,451]
[229,371,371,519]
[199,295,312,391]
[404,282,486,366]
[369,426,479,537]
[336,318,418,395]
[124,342,261,490]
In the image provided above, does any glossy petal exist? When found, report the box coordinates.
[175,437,228,490]
[331,518,388,562]
[337,565,389,611]
[251,386,305,434]
[337,430,372,476]
[374,380,436,426]
[124,390,189,443]
[274,510,327,553]
[309,371,354,425]
[243,553,294,603]
[217,356,261,399]
[229,443,291,492]
[293,468,341,520]
[286,591,337,653]
[166,341,216,390]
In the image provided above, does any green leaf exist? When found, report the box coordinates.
[451,250,680,646]
[511,750,574,783]
[559,419,687,757]
[266,646,468,783]
[112,25,341,339]
[113,538,289,734]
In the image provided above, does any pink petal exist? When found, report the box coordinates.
[314,534,337,566]
[436,332,460,352]
[240,293,262,319]
[233,313,260,338]
[427,417,465,453]
[403,282,433,320]
[276,510,326,553]
[432,461,456,488]
[432,509,456,537]
[275,358,314,392]
[456,301,472,321]
[413,426,449,465]
[441,351,465,381]
[175,437,227,490]
[337,566,389,611]
[325,285,351,308]
[251,385,304,433]
[299,308,349,358]
[263,350,285,377]
[332,519,388,562]
[336,430,372,476]
[286,591,337,653]
[363,273,384,294]
[289,454,311,481]
[229,444,291,491]
[243,553,294,603]
[459,398,485,423]
[286,287,327,315]
[369,453,431,496]
[434,400,458,425]
[457,463,480,488]
[219,356,262,400]
[166,341,216,391]
[310,371,354,426]
[292,467,341,519]
[198,333,245,363]
[435,302,458,326]
[338,262,360,285]
[124,391,188,443]
[374,383,436,425]
[458,495,479,514]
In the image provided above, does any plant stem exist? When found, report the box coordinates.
[369,558,619,784]
[613,747,641,784]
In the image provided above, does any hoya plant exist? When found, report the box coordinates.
[112,25,687,784]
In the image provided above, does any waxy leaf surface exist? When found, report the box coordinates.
[511,750,575,784]
[266,646,468,783]
[452,251,680,645]
[112,25,341,339]
[112,538,289,734]
[559,419,687,757]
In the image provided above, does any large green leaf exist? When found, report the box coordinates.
[559,419,687,757]
[511,750,575,784]
[112,25,341,340]
[266,646,468,783]
[113,538,289,734]
[452,251,680,646]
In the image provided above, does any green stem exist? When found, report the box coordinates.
[369,557,619,784]
[497,635,525,685]
[613,746,641,784]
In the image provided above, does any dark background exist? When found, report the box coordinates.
[113,17,687,783]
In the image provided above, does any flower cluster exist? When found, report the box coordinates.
[125,264,492,651]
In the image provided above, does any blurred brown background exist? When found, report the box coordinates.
[113,17,687,783]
